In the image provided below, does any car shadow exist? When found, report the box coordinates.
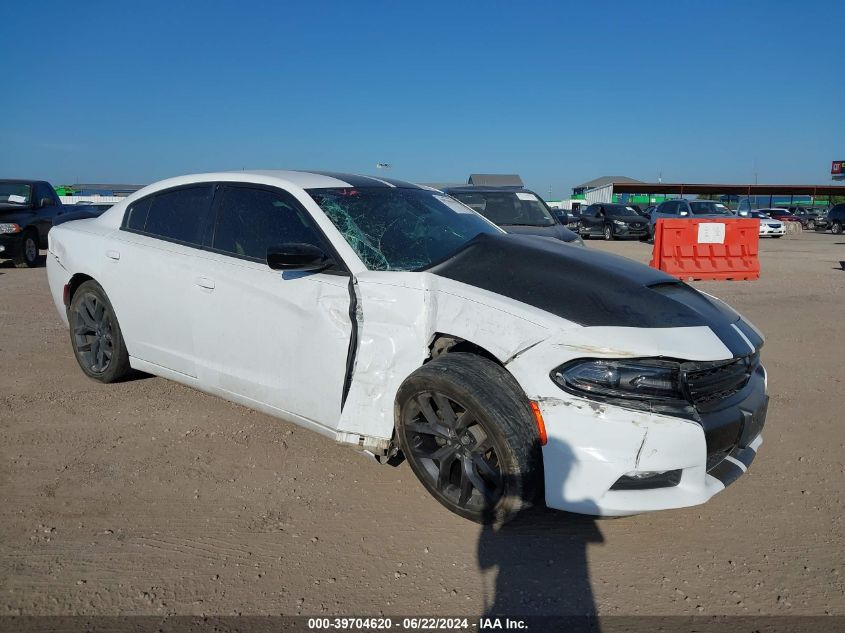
[477,441,604,624]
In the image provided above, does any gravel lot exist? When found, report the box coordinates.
[0,231,843,617]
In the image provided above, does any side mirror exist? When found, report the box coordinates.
[39,197,54,208]
[738,210,749,217]
[679,210,689,217]
[266,243,334,272]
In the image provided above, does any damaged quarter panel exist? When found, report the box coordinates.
[336,271,554,441]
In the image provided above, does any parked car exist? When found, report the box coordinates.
[790,207,825,230]
[578,203,649,240]
[757,208,801,224]
[551,207,580,229]
[813,204,845,234]
[53,203,114,227]
[47,170,768,523]
[748,211,785,238]
[648,199,734,239]
[442,185,583,246]
[0,179,66,267]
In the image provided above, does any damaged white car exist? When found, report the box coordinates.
[46,171,768,523]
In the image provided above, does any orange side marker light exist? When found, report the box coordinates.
[529,401,548,446]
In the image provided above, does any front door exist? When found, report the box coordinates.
[191,183,352,431]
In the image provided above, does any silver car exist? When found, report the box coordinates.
[648,199,734,239]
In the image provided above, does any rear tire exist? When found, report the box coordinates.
[396,353,543,524]
[832,221,843,235]
[68,280,131,383]
[13,231,39,268]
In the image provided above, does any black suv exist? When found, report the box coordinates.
[578,203,649,240]
[442,186,583,245]
[0,179,65,268]
[814,204,845,234]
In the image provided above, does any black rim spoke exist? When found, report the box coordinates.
[458,457,475,506]
[464,456,497,501]
[432,393,457,426]
[436,449,459,491]
[405,420,451,440]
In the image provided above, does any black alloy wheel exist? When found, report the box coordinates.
[68,281,131,382]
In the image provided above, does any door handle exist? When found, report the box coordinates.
[195,276,215,290]
[106,250,120,261]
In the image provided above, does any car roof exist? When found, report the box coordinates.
[442,185,535,194]
[228,170,423,189]
[0,179,48,185]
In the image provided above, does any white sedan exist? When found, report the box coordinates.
[748,211,785,238]
[47,170,768,523]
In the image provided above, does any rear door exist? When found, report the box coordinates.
[108,184,215,378]
[580,205,598,234]
[190,183,352,431]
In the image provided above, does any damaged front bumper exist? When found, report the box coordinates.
[508,335,768,517]
[536,392,764,516]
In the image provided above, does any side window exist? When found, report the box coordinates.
[143,185,214,246]
[124,196,153,231]
[212,186,326,262]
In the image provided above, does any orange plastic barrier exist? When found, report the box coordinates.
[649,218,760,281]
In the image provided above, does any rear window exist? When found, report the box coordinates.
[689,201,731,215]
[449,190,556,228]
[124,185,213,246]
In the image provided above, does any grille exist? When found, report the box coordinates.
[684,353,757,412]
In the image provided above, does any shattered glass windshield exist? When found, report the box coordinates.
[307,187,501,271]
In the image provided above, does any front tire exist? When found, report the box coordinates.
[807,219,815,230]
[68,280,131,383]
[396,353,543,524]
[13,231,39,268]
[832,221,843,235]
[604,225,614,241]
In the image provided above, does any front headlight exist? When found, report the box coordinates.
[551,358,684,402]
[0,223,21,234]
[612,220,627,226]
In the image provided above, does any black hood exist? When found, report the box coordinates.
[52,207,106,227]
[428,233,761,355]
[500,223,580,242]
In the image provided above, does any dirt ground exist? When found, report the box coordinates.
[0,230,843,618]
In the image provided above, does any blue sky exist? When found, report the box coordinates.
[1,0,842,197]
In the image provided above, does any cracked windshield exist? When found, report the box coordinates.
[307,187,500,271]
